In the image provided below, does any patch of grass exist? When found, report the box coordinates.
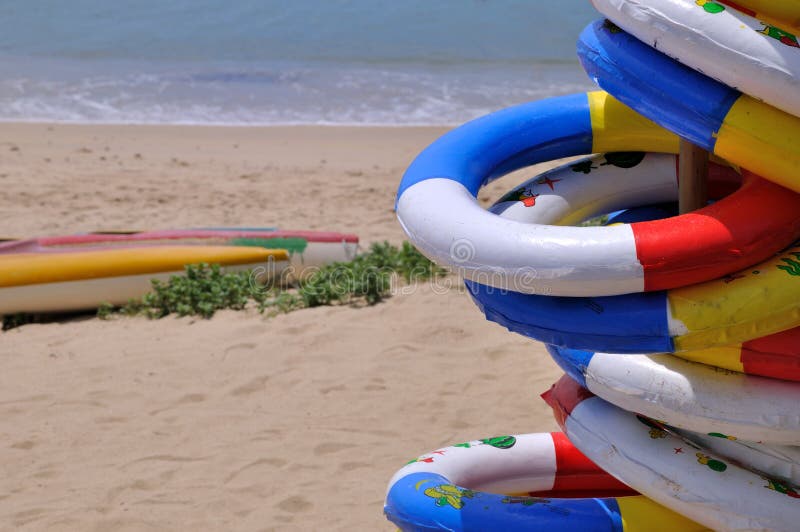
[395,241,449,282]
[123,263,256,319]
[97,302,115,320]
[297,241,447,307]
[256,289,303,316]
[107,240,447,320]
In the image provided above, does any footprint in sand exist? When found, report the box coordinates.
[229,375,270,397]
[313,442,356,456]
[363,376,387,391]
[484,346,509,361]
[13,508,47,527]
[148,394,206,416]
[177,393,206,404]
[223,342,257,355]
[339,461,370,472]
[449,419,471,430]
[94,416,127,424]
[319,384,346,395]
[224,457,287,484]
[33,468,58,479]
[0,394,51,406]
[276,495,313,514]
[380,343,417,357]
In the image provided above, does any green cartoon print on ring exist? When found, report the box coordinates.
[764,477,800,498]
[778,251,800,276]
[480,436,516,449]
[696,452,728,472]
[759,25,800,48]
[696,0,725,14]
[453,435,517,450]
[423,484,476,510]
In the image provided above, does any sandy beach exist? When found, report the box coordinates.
[0,123,563,531]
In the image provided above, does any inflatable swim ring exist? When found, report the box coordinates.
[490,152,740,226]
[397,91,800,296]
[547,344,800,443]
[384,432,703,531]
[577,19,800,193]
[467,167,800,353]
[544,375,800,531]
[590,0,800,118]
[548,201,800,382]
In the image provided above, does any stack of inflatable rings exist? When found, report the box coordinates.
[386,1,800,530]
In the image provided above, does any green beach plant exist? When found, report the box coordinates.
[97,240,447,321]
[127,262,255,319]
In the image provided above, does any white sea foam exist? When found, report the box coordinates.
[0,61,595,125]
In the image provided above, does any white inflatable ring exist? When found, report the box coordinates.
[548,344,800,444]
[544,375,800,531]
[464,152,800,355]
[384,432,704,531]
[397,92,800,297]
[591,0,800,117]
[489,152,739,226]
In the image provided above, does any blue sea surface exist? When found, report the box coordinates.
[0,1,600,125]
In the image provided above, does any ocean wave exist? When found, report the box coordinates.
[0,60,595,126]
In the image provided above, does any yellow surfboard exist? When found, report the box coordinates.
[0,246,288,314]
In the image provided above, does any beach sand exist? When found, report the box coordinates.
[0,123,563,531]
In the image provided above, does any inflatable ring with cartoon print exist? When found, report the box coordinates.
[589,0,800,118]
[547,344,800,444]
[578,19,800,194]
[467,161,800,354]
[543,375,800,531]
[396,91,800,297]
[384,431,704,531]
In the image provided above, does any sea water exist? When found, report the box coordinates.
[0,1,600,125]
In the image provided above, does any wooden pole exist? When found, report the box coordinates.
[678,138,709,214]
